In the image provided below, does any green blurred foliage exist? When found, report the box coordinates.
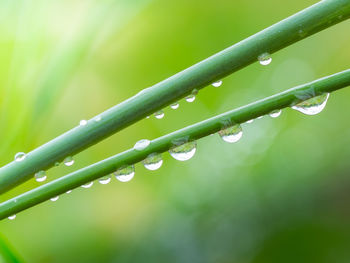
[1,0,350,262]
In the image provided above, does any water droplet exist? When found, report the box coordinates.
[212,80,222,87]
[246,119,254,124]
[114,165,135,182]
[14,152,26,162]
[143,153,163,170]
[218,124,243,143]
[269,109,282,118]
[146,116,150,119]
[169,141,197,161]
[50,196,59,202]
[55,162,60,166]
[66,190,72,194]
[134,139,151,151]
[94,116,102,122]
[35,171,47,182]
[185,95,196,103]
[81,182,93,188]
[8,215,16,220]
[99,175,111,185]
[80,120,88,126]
[257,116,264,120]
[64,156,74,166]
[258,53,272,66]
[154,110,164,119]
[292,93,329,115]
[170,103,179,109]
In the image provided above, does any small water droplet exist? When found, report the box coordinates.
[143,153,163,170]
[246,119,254,124]
[55,162,60,166]
[94,116,102,122]
[66,190,72,194]
[258,53,272,66]
[35,170,47,182]
[8,215,16,220]
[114,165,135,182]
[257,116,264,120]
[64,156,74,166]
[218,124,243,143]
[146,116,150,119]
[292,93,329,115]
[169,141,197,161]
[185,95,196,103]
[80,120,87,126]
[134,139,151,151]
[212,80,222,87]
[269,109,282,118]
[170,103,179,109]
[99,175,111,185]
[81,182,93,188]
[50,196,59,202]
[154,110,164,119]
[14,152,26,162]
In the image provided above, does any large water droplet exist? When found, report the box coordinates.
[14,152,26,162]
[50,196,59,202]
[35,170,47,182]
[258,53,272,66]
[80,120,88,126]
[169,141,197,161]
[99,175,111,185]
[114,165,135,182]
[81,182,93,188]
[170,103,179,109]
[218,124,243,143]
[185,95,196,103]
[269,109,282,118]
[143,153,163,170]
[8,215,16,220]
[154,110,164,119]
[134,139,151,151]
[64,156,74,166]
[212,80,222,87]
[292,93,329,115]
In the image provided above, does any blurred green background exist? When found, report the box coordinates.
[0,0,350,262]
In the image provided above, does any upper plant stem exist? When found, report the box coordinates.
[1,0,350,193]
[1,69,350,220]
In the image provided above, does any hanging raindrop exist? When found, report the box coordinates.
[134,139,151,151]
[99,175,111,185]
[258,53,272,66]
[154,110,164,119]
[66,190,72,194]
[64,156,74,166]
[114,165,135,182]
[246,119,254,124]
[81,182,93,189]
[185,95,196,103]
[212,80,222,87]
[94,116,102,122]
[169,141,197,161]
[50,196,59,202]
[80,120,88,126]
[35,170,47,182]
[143,153,163,170]
[170,103,179,109]
[14,152,26,162]
[292,93,329,115]
[269,109,282,118]
[8,215,16,220]
[218,124,243,143]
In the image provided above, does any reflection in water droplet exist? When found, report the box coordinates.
[246,119,254,124]
[99,175,111,185]
[15,152,26,162]
[64,156,74,166]
[80,120,88,126]
[114,165,135,182]
[143,153,163,170]
[185,95,195,103]
[81,182,93,188]
[35,170,47,182]
[258,53,272,66]
[269,109,282,118]
[218,124,243,143]
[169,141,197,161]
[50,196,59,202]
[212,80,222,87]
[8,215,16,220]
[292,93,329,115]
[154,110,164,119]
[134,139,150,151]
[170,103,179,109]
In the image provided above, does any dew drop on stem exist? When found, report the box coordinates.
[50,196,59,202]
[134,139,151,151]
[81,182,93,188]
[170,103,179,109]
[258,53,272,66]
[8,215,16,220]
[169,141,197,161]
[64,156,74,166]
[99,175,111,185]
[143,153,163,170]
[114,165,135,182]
[154,110,164,119]
[35,170,47,182]
[14,152,26,162]
[269,109,282,118]
[218,124,243,143]
[212,80,222,87]
[292,93,329,115]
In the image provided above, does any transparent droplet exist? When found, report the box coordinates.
[64,156,74,166]
[94,116,102,122]
[8,215,16,220]
[55,162,60,167]
[146,116,150,119]
[170,103,179,109]
[143,153,163,170]
[258,53,272,66]
[99,175,111,185]
[114,165,135,182]
[154,110,164,119]
[292,93,329,115]
[50,196,59,202]
[246,119,254,124]
[80,120,88,126]
[81,182,93,188]
[185,95,196,103]
[269,109,282,118]
[14,152,26,162]
[218,124,243,143]
[257,116,264,120]
[66,190,72,194]
[134,139,151,151]
[212,80,222,87]
[35,170,47,182]
[169,141,197,161]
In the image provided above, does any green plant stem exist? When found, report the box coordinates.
[1,69,350,220]
[1,0,350,193]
